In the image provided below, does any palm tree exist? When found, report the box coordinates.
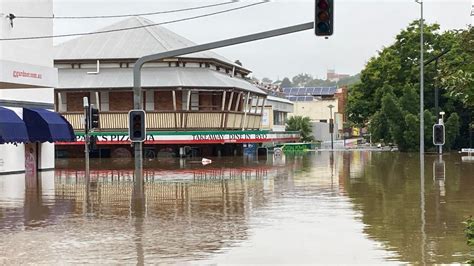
[286,116,314,142]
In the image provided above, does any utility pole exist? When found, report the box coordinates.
[416,0,424,155]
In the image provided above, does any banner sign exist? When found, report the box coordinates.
[58,131,299,145]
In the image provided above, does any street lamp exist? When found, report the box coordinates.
[328,104,334,150]
[415,0,424,155]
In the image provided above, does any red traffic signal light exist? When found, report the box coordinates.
[315,0,334,36]
[317,0,329,10]
[128,110,146,142]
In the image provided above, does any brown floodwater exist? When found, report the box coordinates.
[0,151,473,264]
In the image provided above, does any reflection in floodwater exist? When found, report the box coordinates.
[2,161,275,264]
[0,153,472,264]
[341,152,474,264]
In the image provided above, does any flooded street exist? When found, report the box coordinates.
[0,151,473,264]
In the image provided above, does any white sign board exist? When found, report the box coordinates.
[0,59,58,88]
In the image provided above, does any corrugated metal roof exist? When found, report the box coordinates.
[266,95,293,104]
[57,67,266,95]
[55,17,239,68]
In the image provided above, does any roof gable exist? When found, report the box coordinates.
[54,17,237,67]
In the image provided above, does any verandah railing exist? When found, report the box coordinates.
[62,111,261,131]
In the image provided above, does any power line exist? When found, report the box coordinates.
[13,1,238,19]
[1,1,268,41]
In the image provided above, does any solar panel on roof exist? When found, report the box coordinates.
[283,88,291,94]
[288,96,297,101]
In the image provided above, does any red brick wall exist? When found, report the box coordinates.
[336,86,348,122]
[199,93,213,111]
[67,92,89,112]
[109,92,133,111]
[155,91,173,110]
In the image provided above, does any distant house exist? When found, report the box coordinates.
[326,69,350,83]
[283,86,348,141]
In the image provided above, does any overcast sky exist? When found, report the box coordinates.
[53,0,473,81]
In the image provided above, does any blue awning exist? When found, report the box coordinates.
[23,108,76,142]
[0,107,29,144]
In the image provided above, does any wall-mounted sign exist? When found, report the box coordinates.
[0,59,57,88]
[57,131,299,145]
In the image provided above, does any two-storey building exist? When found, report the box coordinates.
[55,17,298,158]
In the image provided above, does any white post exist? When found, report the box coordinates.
[83,97,90,181]
[417,0,425,155]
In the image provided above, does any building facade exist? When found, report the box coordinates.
[326,69,350,82]
[55,17,298,158]
[283,86,348,141]
[0,0,74,174]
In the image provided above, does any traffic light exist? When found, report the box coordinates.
[433,124,445,145]
[129,110,146,142]
[89,105,100,129]
[315,0,334,36]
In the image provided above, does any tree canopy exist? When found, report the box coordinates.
[256,73,360,88]
[286,116,314,142]
[346,21,472,151]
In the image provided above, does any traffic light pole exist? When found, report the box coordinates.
[83,97,90,182]
[132,22,315,181]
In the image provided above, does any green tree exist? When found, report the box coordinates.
[400,85,419,115]
[424,110,436,151]
[403,114,419,151]
[286,116,314,142]
[444,112,460,150]
[292,73,313,87]
[346,20,473,151]
[369,111,390,143]
[280,77,292,88]
[439,27,474,109]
